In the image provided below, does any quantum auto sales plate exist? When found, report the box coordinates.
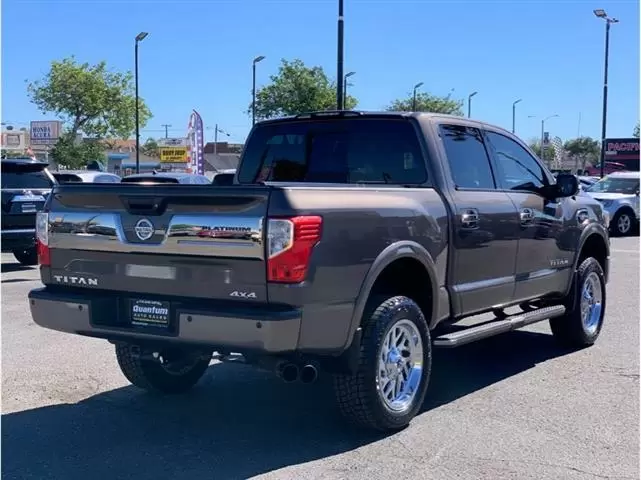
[130,299,171,329]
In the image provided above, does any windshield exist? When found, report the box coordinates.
[238,117,427,185]
[587,176,639,194]
[1,164,53,189]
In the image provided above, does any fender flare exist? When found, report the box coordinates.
[565,223,610,297]
[343,240,440,350]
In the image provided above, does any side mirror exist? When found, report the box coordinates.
[554,173,580,198]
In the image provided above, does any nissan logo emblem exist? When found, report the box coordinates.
[134,218,154,241]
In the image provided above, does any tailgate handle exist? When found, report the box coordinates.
[123,197,165,215]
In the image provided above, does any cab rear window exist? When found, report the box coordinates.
[1,163,53,189]
[238,118,427,185]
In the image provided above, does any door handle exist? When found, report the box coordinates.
[520,208,535,226]
[460,208,479,230]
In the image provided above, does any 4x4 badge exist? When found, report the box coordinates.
[134,218,154,241]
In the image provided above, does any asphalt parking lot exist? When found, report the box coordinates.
[2,238,639,480]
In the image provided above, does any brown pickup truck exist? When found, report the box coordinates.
[29,111,610,431]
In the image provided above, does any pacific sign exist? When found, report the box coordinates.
[605,137,640,160]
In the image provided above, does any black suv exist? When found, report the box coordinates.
[1,157,55,265]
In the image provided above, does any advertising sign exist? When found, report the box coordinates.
[188,110,205,175]
[542,131,550,150]
[1,131,27,151]
[604,138,640,159]
[159,147,189,163]
[158,137,188,147]
[30,120,62,145]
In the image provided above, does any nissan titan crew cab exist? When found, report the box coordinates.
[29,112,610,431]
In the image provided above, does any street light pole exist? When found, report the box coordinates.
[344,71,355,104]
[412,82,424,111]
[134,31,148,174]
[467,91,478,118]
[594,9,619,178]
[541,114,559,166]
[252,55,265,126]
[512,99,522,134]
[336,0,345,110]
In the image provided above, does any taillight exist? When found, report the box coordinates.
[36,212,50,266]
[267,216,322,283]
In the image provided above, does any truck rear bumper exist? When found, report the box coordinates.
[28,287,302,354]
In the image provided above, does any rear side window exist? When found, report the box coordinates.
[1,164,53,189]
[238,118,427,185]
[439,124,495,189]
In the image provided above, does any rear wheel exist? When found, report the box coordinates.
[13,247,37,266]
[333,295,432,431]
[550,257,606,348]
[115,344,212,394]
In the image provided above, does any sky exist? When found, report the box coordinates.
[1,0,639,145]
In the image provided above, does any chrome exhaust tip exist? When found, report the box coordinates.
[300,364,318,384]
[279,363,300,383]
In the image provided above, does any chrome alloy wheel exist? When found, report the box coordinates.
[581,271,603,334]
[376,319,424,413]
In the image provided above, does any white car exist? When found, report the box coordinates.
[583,171,640,236]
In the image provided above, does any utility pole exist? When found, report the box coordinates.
[134,31,148,174]
[594,8,619,178]
[161,124,171,138]
[512,99,522,134]
[336,0,345,110]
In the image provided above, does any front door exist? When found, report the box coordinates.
[438,123,520,317]
[483,130,572,302]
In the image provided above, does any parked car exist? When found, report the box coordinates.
[584,162,628,176]
[29,111,609,431]
[1,157,56,265]
[121,172,211,184]
[53,171,121,184]
[577,175,598,191]
[584,171,640,236]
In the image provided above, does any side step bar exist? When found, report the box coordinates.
[433,305,566,348]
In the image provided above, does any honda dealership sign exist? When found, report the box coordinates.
[30,120,62,146]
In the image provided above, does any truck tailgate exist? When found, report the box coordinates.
[43,184,270,302]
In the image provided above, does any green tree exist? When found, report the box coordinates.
[563,136,600,171]
[50,133,106,170]
[250,59,357,120]
[27,57,152,139]
[386,91,463,115]
[528,140,557,166]
[141,137,159,158]
[633,122,639,138]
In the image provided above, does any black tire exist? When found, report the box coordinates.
[13,247,38,266]
[550,257,606,348]
[610,209,634,237]
[333,295,432,432]
[115,343,212,394]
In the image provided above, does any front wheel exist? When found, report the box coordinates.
[550,257,606,348]
[115,344,212,394]
[610,209,635,236]
[333,296,432,431]
[13,247,37,266]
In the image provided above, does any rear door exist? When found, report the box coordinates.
[437,123,520,316]
[483,129,571,302]
[1,162,54,232]
[44,184,270,302]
